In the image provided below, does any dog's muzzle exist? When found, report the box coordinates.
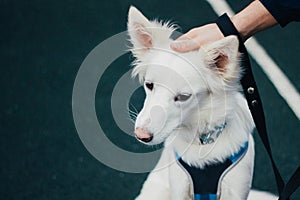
[134,127,153,143]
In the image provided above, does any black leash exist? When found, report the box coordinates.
[215,13,300,200]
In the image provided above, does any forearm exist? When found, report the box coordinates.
[231,0,278,41]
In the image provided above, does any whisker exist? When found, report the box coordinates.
[127,103,140,123]
[128,109,138,116]
[130,103,139,114]
[127,112,137,123]
[128,111,137,118]
[129,118,136,124]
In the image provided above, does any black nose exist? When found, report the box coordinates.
[137,135,153,143]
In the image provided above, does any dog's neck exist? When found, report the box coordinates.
[165,93,254,169]
[198,121,227,145]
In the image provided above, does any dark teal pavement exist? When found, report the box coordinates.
[1,0,299,199]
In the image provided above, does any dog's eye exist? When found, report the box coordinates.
[174,94,191,102]
[145,82,154,91]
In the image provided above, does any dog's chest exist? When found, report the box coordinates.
[169,161,193,200]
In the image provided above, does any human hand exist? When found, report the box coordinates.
[170,1,277,53]
[170,23,224,53]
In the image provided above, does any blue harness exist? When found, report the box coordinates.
[176,142,249,200]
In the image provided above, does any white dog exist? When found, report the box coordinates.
[128,6,278,200]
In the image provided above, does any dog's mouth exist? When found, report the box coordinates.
[134,127,153,143]
[135,135,153,143]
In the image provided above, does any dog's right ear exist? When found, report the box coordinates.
[127,6,154,56]
[201,36,241,81]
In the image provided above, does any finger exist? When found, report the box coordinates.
[175,34,191,41]
[174,30,195,41]
[170,39,199,53]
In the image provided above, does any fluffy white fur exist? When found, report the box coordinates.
[128,6,278,200]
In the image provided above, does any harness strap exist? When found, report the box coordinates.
[215,13,300,200]
[176,142,248,200]
[194,194,216,200]
[279,167,300,200]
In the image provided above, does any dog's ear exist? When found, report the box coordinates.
[127,6,154,54]
[202,36,240,81]
[127,6,175,58]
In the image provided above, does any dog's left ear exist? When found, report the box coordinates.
[202,36,240,81]
[127,6,153,52]
[127,6,174,58]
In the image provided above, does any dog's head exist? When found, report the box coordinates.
[127,6,241,145]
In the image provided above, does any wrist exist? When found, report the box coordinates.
[230,0,277,42]
[230,14,249,42]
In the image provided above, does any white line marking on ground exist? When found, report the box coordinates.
[206,0,300,120]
